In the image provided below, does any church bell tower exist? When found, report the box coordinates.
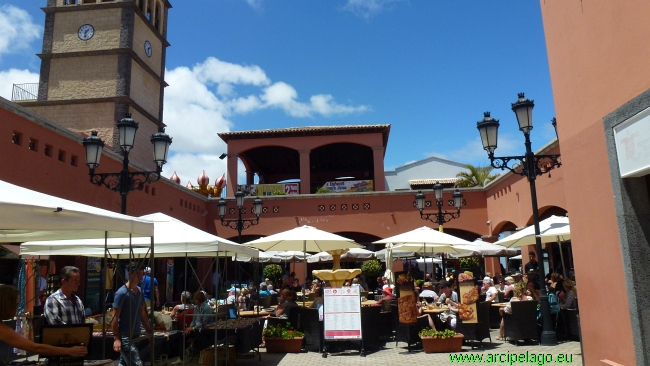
[18,0,171,170]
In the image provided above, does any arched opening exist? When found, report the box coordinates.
[154,1,163,31]
[239,146,299,185]
[525,205,568,226]
[310,143,374,193]
[493,220,518,239]
[333,231,382,248]
[441,228,481,242]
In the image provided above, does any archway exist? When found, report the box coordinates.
[526,205,568,226]
[310,143,374,192]
[239,146,299,185]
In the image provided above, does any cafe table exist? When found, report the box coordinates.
[361,300,377,306]
[491,303,508,307]
[422,307,446,314]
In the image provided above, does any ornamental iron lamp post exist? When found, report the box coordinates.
[82,113,172,214]
[476,92,561,346]
[217,191,263,244]
[414,181,464,276]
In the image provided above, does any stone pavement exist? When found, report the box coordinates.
[178,330,583,365]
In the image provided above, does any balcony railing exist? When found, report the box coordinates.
[12,83,39,102]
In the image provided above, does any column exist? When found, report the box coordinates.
[226,154,238,197]
[151,0,156,26]
[372,146,386,191]
[246,170,254,185]
[484,257,502,277]
[299,149,311,194]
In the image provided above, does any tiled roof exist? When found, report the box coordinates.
[218,125,391,147]
[409,178,459,185]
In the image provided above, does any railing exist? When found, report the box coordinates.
[11,83,39,102]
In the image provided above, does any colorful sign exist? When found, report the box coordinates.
[322,180,373,193]
[237,183,300,196]
[397,281,418,324]
[323,287,362,339]
[85,257,102,314]
[458,273,479,324]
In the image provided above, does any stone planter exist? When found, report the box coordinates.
[420,334,464,353]
[264,337,304,353]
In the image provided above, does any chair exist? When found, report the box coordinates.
[381,299,392,313]
[300,307,322,352]
[260,296,272,309]
[489,302,502,329]
[497,292,505,303]
[361,305,383,351]
[395,315,429,351]
[503,301,539,343]
[269,293,279,306]
[456,301,491,348]
[420,296,435,304]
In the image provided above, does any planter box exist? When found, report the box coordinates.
[421,334,464,353]
[265,337,304,353]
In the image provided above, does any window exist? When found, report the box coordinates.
[12,132,22,146]
[179,199,183,206]
[44,144,52,157]
[70,155,78,166]
[145,185,149,194]
[58,149,66,162]
[28,138,38,152]
[151,188,156,196]
[65,0,78,4]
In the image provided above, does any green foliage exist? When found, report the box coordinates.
[459,256,481,268]
[271,190,287,195]
[415,279,424,288]
[315,187,332,194]
[361,259,382,276]
[262,264,283,281]
[456,164,500,187]
[418,328,457,338]
[262,322,304,339]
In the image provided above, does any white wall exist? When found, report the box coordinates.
[384,156,468,191]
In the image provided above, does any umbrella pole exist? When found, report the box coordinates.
[303,240,306,307]
[423,243,427,279]
[557,237,567,278]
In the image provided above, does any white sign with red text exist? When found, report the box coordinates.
[323,287,362,340]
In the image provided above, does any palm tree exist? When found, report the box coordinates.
[455,164,500,187]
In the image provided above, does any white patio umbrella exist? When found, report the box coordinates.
[232,250,282,263]
[375,247,416,261]
[449,239,519,258]
[495,215,570,276]
[374,226,476,276]
[493,215,570,248]
[244,225,362,305]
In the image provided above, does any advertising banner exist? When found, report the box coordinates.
[323,287,362,339]
[322,180,373,193]
[238,183,300,196]
[85,257,102,314]
[458,272,479,324]
[397,281,418,324]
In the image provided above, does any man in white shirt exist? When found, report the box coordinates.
[419,282,438,302]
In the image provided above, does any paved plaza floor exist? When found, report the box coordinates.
[176,329,583,366]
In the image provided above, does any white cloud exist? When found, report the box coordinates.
[163,57,369,184]
[245,0,264,11]
[0,68,39,100]
[342,0,405,19]
[0,5,41,60]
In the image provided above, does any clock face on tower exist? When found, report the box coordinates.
[78,24,94,41]
[144,41,152,57]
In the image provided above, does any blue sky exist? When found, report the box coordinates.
[0,0,556,186]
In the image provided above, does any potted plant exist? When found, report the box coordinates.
[361,259,382,277]
[418,328,464,353]
[263,264,283,284]
[262,322,304,353]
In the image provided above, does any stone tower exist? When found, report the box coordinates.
[18,0,171,170]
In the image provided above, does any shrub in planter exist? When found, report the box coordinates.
[418,328,464,353]
[361,259,382,277]
[262,322,305,353]
[263,264,283,283]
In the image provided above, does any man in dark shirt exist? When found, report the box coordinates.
[112,262,151,366]
[524,251,539,273]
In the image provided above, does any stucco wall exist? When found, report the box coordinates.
[540,0,650,364]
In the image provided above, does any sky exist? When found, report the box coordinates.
[0,0,556,187]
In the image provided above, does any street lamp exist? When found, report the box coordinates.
[415,182,464,228]
[82,113,172,214]
[414,182,464,276]
[217,191,263,243]
[476,92,561,346]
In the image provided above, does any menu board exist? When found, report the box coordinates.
[397,282,418,324]
[458,274,479,324]
[323,287,362,340]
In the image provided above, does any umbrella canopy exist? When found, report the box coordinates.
[232,251,281,263]
[307,248,374,263]
[374,226,475,255]
[509,254,522,261]
[268,251,312,261]
[494,215,570,248]
[20,212,258,258]
[375,248,417,261]
[449,240,519,258]
[416,257,442,264]
[0,179,153,242]
[243,225,363,252]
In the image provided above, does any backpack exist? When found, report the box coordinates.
[548,292,561,315]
